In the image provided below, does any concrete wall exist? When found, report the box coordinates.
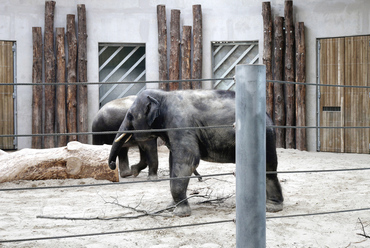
[0,0,369,151]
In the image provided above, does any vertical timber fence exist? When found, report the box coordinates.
[0,65,370,246]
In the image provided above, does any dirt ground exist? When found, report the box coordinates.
[0,146,369,248]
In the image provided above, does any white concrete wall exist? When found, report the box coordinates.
[1,0,369,150]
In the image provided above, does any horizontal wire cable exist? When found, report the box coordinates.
[1,207,370,243]
[0,125,234,138]
[0,219,234,243]
[268,79,370,89]
[267,207,370,220]
[2,165,370,192]
[267,167,370,175]
[3,124,370,139]
[2,78,370,89]
[0,173,234,192]
[0,77,234,86]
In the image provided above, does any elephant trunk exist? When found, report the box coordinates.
[108,132,132,170]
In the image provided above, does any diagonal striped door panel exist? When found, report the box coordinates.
[212,41,259,91]
[98,44,146,107]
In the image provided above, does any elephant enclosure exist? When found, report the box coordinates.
[0,146,369,247]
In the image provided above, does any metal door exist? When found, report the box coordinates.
[212,41,259,90]
[98,43,146,107]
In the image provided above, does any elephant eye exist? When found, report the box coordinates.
[126,112,133,121]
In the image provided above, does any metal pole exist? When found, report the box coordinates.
[235,64,266,248]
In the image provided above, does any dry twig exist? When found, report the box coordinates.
[357,218,370,239]
[36,191,226,221]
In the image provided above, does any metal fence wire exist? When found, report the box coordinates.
[0,74,370,245]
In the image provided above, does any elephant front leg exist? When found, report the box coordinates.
[169,150,199,217]
[118,147,133,178]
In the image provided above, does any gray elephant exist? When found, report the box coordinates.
[92,96,201,180]
[108,89,284,217]
[92,96,158,179]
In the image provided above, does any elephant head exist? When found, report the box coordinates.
[108,91,162,170]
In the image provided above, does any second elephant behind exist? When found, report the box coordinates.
[92,96,201,180]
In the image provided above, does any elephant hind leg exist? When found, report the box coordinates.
[131,139,158,179]
[266,174,284,212]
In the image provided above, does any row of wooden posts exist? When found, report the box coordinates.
[156,4,203,90]
[262,1,306,150]
[32,1,88,149]
[31,2,304,150]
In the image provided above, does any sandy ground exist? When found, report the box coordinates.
[0,146,369,248]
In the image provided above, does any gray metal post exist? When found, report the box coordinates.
[235,64,266,248]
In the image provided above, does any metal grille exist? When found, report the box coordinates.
[211,41,259,90]
[98,44,146,107]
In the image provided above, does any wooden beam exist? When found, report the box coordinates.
[262,1,273,119]
[66,14,78,142]
[56,28,67,147]
[32,27,43,149]
[181,26,192,89]
[295,22,306,151]
[77,4,88,144]
[169,9,181,91]
[284,0,295,149]
[273,16,285,148]
[157,5,168,91]
[43,1,56,148]
[192,4,202,89]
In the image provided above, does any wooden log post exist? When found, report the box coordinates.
[181,26,192,89]
[157,5,168,91]
[273,16,285,148]
[56,28,67,147]
[44,1,56,148]
[77,4,88,144]
[284,0,295,149]
[295,22,306,151]
[169,9,181,91]
[262,1,273,119]
[32,27,43,149]
[66,14,78,142]
[192,4,202,89]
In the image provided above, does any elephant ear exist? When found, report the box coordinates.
[146,95,160,126]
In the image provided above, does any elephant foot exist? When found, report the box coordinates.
[131,163,146,177]
[167,201,191,217]
[120,169,133,178]
[147,174,158,181]
[266,200,283,212]
[174,204,192,217]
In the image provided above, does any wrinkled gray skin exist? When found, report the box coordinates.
[93,96,201,180]
[108,89,284,217]
[92,96,158,179]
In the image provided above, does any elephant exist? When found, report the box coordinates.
[92,96,159,179]
[108,89,284,217]
[92,95,202,180]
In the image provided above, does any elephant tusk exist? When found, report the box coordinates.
[124,134,133,143]
[114,133,132,143]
